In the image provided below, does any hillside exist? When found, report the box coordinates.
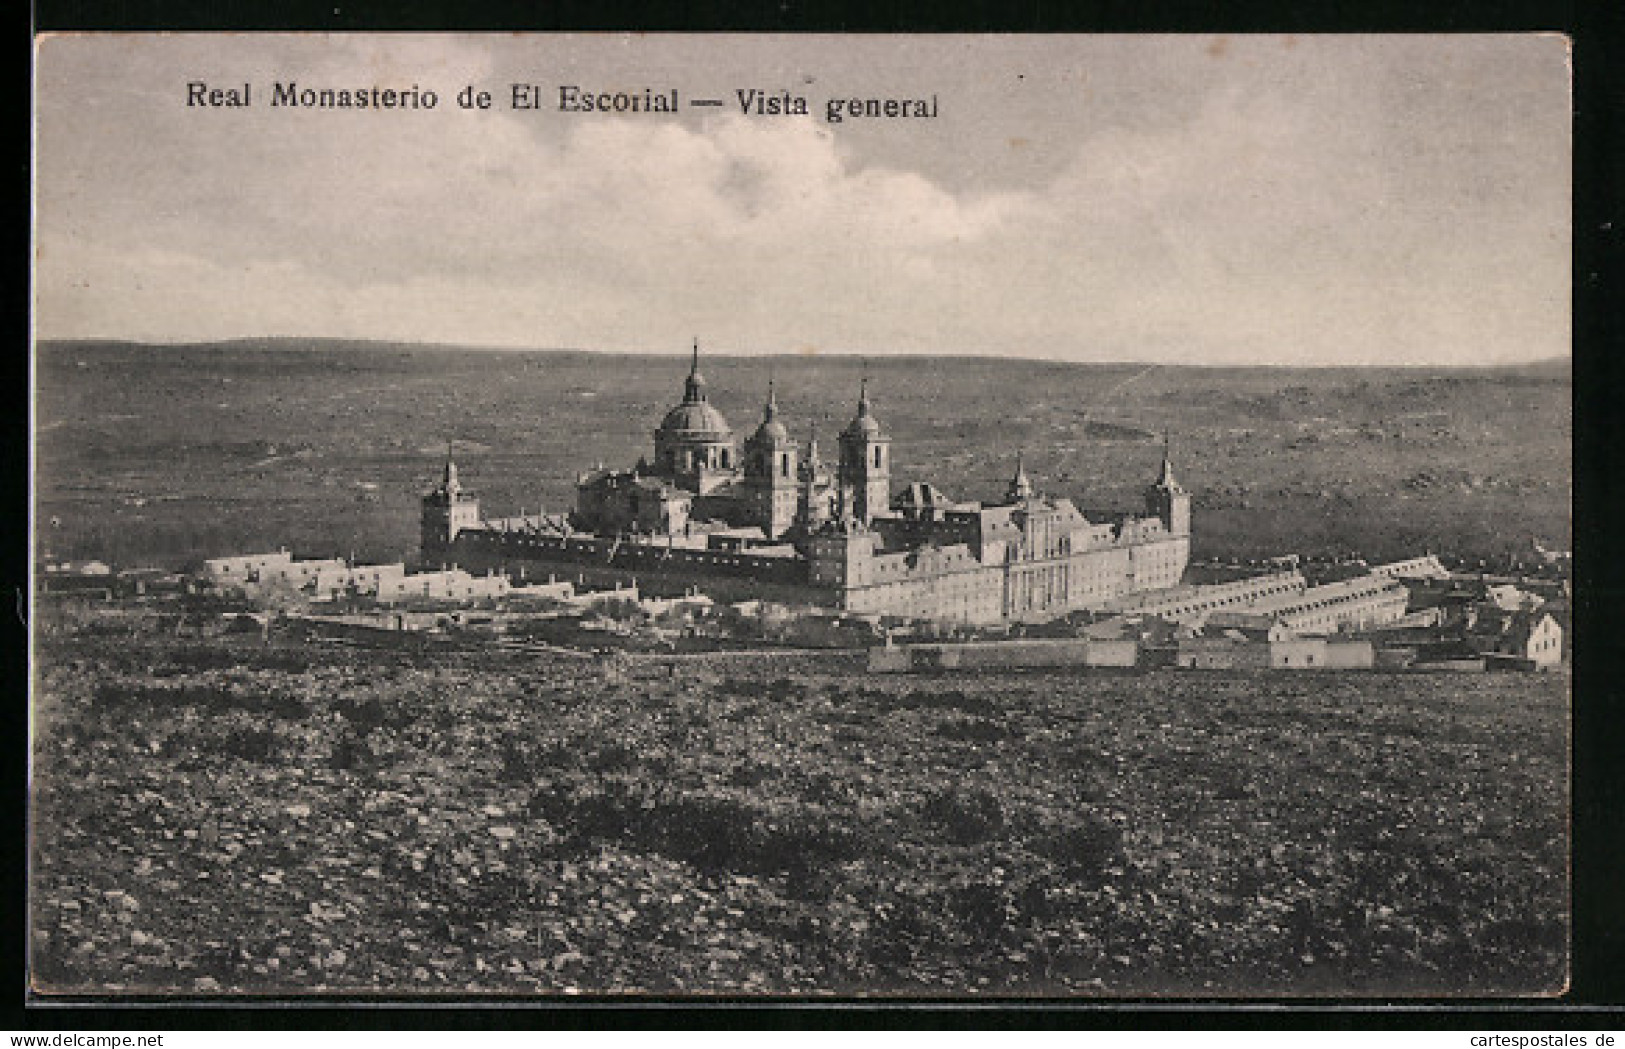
[35,341,1571,569]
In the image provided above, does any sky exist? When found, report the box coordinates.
[33,34,1571,365]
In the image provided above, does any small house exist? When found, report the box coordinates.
[1494,610,1564,668]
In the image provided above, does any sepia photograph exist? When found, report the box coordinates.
[29,33,1572,998]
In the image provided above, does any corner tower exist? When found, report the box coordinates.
[837,377,891,525]
[1145,437,1191,536]
[421,443,481,564]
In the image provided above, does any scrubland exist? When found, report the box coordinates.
[32,614,1568,997]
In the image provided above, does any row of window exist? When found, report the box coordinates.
[1127,574,1304,618]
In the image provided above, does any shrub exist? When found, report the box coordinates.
[243,647,319,673]
[744,816,862,879]
[764,677,808,701]
[220,726,280,763]
[934,717,1016,743]
[436,866,536,928]
[921,785,1006,845]
[866,895,936,972]
[525,781,862,878]
[336,696,388,737]
[653,794,761,871]
[582,740,637,774]
[93,682,309,721]
[727,761,775,788]
[92,683,186,712]
[499,739,539,782]
[329,729,373,771]
[923,689,998,718]
[862,688,1000,719]
[1029,812,1124,882]
[950,878,1017,939]
[151,645,246,673]
[525,781,576,824]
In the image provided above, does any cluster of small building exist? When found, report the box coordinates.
[37,559,193,599]
[200,549,541,605]
[290,581,690,638]
[874,605,1562,675]
[871,554,1563,674]
[198,549,720,622]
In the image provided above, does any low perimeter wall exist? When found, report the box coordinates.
[869,638,1138,673]
[871,637,1377,673]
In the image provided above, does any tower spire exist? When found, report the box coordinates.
[1009,450,1033,502]
[443,439,460,492]
[1156,431,1180,489]
[682,338,708,403]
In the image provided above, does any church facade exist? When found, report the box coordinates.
[423,346,1192,625]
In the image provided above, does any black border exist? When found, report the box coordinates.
[19,0,1625,1031]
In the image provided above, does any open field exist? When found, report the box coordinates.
[31,606,1568,996]
[35,340,1570,570]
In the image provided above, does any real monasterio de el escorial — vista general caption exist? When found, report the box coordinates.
[184,80,940,122]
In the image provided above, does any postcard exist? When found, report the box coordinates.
[30,32,1572,999]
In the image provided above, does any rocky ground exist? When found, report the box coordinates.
[30,610,1569,998]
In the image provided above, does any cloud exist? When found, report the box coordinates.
[33,34,1569,364]
[38,103,1032,351]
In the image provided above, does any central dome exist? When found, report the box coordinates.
[659,400,732,438]
[657,339,733,439]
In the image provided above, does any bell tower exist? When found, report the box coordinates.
[837,376,891,525]
[743,379,800,538]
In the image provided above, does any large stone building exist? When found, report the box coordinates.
[423,346,1193,625]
